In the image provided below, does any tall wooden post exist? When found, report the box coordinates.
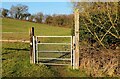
[30,27,34,64]
[73,9,79,69]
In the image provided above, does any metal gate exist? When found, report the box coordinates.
[33,36,73,66]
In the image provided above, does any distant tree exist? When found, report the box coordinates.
[21,13,31,20]
[25,13,31,20]
[42,15,48,23]
[1,8,9,17]
[45,14,74,27]
[28,15,35,22]
[34,12,43,23]
[10,4,28,19]
[45,15,53,25]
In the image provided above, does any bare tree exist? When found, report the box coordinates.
[34,12,44,23]
[0,8,9,17]
[10,4,28,19]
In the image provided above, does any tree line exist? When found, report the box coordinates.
[0,4,74,28]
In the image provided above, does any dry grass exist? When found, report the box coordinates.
[79,46,120,77]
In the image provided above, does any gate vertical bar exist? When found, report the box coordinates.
[36,36,38,64]
[74,9,80,69]
[73,36,75,68]
[30,27,34,64]
[33,36,36,63]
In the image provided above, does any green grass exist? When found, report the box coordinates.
[2,18,88,77]
[2,18,71,40]
[2,42,87,77]
[2,43,56,77]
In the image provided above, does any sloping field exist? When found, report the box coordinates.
[2,18,88,77]
[2,18,71,40]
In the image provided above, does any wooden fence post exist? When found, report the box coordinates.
[73,9,79,69]
[29,27,34,64]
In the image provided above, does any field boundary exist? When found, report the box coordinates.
[1,32,28,34]
[0,40,29,43]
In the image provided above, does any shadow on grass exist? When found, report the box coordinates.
[40,52,70,63]
[4,48,29,51]
[2,58,6,60]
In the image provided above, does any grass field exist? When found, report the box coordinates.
[2,18,87,77]
[2,18,71,40]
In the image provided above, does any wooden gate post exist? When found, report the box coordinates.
[73,9,80,69]
[29,27,34,64]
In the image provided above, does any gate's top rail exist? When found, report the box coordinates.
[36,36,72,38]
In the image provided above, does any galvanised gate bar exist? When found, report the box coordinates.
[32,36,74,66]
